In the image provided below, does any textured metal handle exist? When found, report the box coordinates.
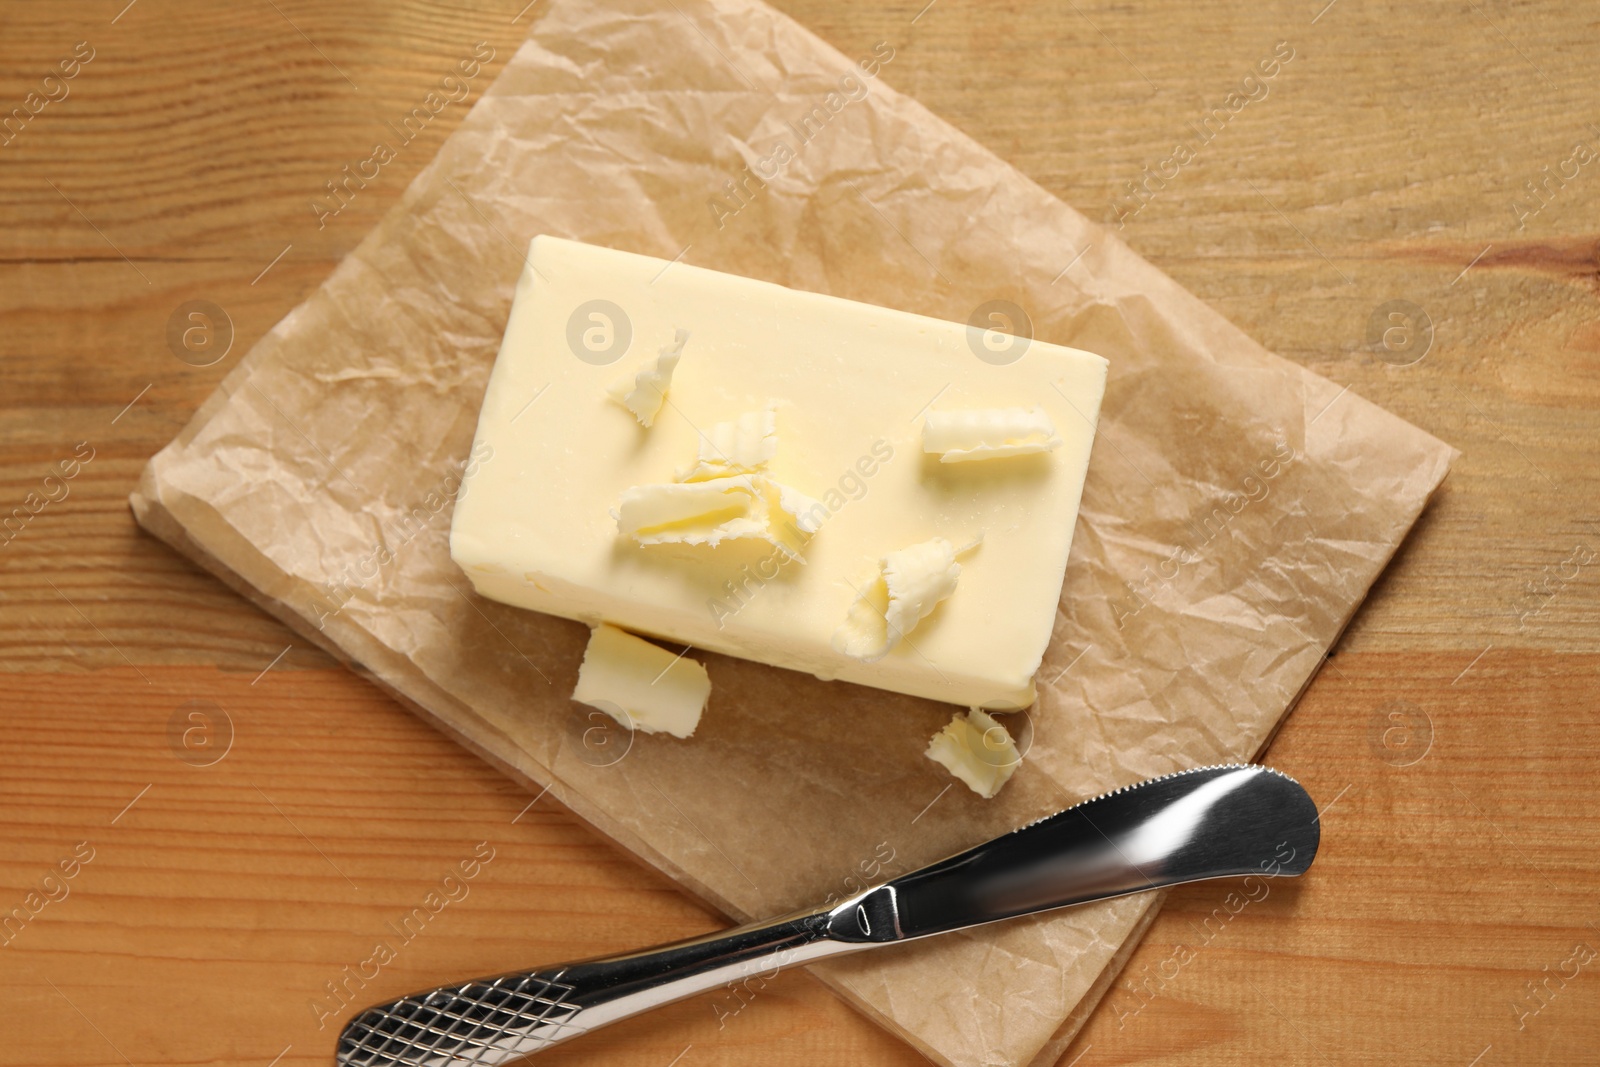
[336,909,855,1066]
[337,970,585,1067]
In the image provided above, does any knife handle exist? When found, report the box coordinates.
[335,907,861,1066]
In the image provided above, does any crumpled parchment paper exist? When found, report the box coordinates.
[131,1,1455,1063]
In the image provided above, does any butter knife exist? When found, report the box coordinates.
[337,763,1318,1065]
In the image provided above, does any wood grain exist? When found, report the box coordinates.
[2,0,1597,1065]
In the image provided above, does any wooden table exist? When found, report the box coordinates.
[3,1,1596,1064]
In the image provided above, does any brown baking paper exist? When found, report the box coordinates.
[131,1,1455,1063]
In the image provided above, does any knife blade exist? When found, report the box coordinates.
[836,762,1317,943]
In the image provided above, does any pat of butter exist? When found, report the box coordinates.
[572,624,709,738]
[925,708,1020,798]
[450,236,1107,709]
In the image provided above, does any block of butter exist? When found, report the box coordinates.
[450,237,1106,709]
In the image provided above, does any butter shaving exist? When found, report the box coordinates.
[678,407,778,481]
[618,477,763,547]
[619,473,822,559]
[832,537,960,661]
[923,407,1061,462]
[925,708,1020,798]
[618,406,823,558]
[608,328,689,427]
